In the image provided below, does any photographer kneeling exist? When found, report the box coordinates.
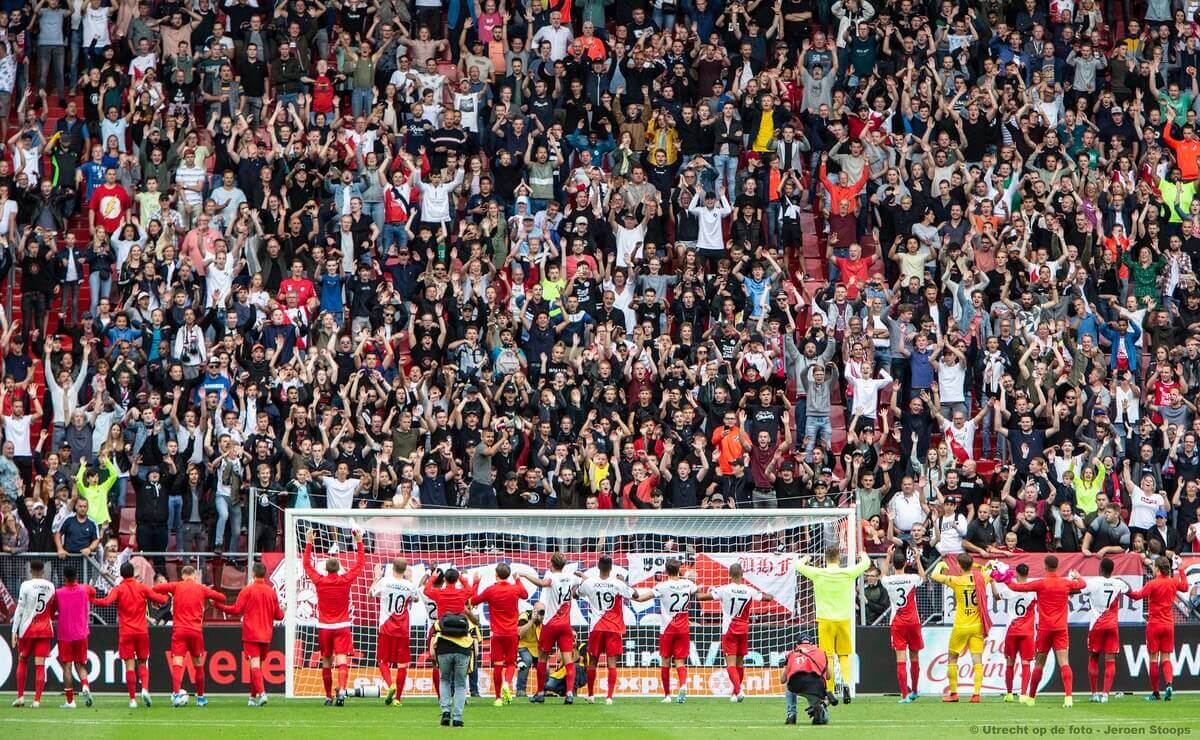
[781,635,837,725]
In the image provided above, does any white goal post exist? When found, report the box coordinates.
[282,508,858,699]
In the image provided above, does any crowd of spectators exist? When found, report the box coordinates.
[0,0,1194,582]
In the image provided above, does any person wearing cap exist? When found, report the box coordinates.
[412,443,461,508]
[1146,510,1179,553]
[15,493,56,553]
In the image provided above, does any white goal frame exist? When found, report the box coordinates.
[282,508,858,699]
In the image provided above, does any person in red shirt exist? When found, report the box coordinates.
[91,561,170,708]
[817,154,870,215]
[1126,555,1190,701]
[1162,122,1200,181]
[305,60,337,120]
[828,241,877,300]
[470,563,529,706]
[87,167,131,233]
[216,561,284,706]
[991,563,1038,704]
[303,529,366,706]
[277,258,316,306]
[153,565,226,707]
[1004,555,1086,707]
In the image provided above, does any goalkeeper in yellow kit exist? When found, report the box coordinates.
[795,546,870,704]
[930,552,993,703]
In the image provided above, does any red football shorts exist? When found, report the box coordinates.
[1035,628,1069,653]
[490,634,518,664]
[1087,627,1120,655]
[538,619,574,654]
[890,622,925,651]
[171,630,206,658]
[587,630,623,659]
[17,636,51,659]
[721,631,749,657]
[318,627,353,657]
[242,641,270,660]
[1146,623,1175,654]
[378,632,412,665]
[1004,632,1034,661]
[57,639,88,664]
[118,632,151,660]
[659,628,690,660]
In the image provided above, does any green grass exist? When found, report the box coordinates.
[2,694,1197,739]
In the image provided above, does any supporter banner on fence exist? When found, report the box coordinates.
[263,550,798,630]
[290,664,780,699]
[938,553,1144,626]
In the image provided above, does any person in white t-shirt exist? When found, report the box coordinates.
[887,478,927,537]
[315,461,367,509]
[930,343,969,415]
[1122,461,1168,534]
[933,498,969,555]
[369,558,421,706]
[81,0,111,53]
[452,79,482,133]
[846,359,892,421]
[930,393,988,462]
[2,393,41,465]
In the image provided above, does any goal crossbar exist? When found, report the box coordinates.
[282,508,858,699]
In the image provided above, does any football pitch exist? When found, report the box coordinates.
[1,694,1196,739]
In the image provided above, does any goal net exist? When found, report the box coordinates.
[282,509,856,699]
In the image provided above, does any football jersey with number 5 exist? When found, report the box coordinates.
[15,578,55,639]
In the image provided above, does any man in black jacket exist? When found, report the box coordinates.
[708,100,743,195]
[132,458,170,574]
[741,93,794,158]
[16,495,57,552]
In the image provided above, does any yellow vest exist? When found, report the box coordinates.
[752,111,774,153]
